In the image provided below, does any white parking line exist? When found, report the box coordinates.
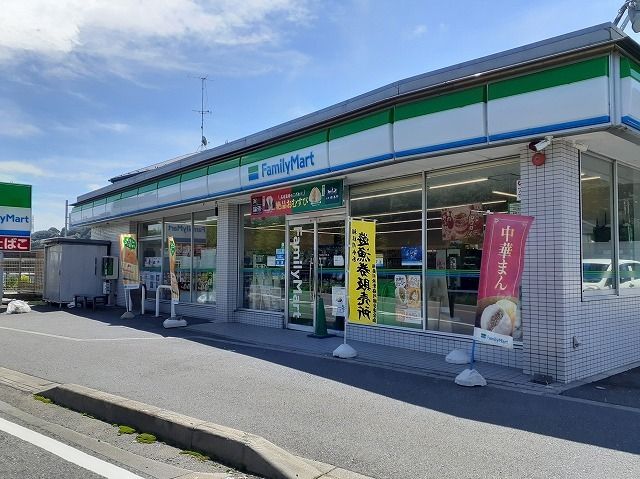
[0,326,163,342]
[0,416,145,478]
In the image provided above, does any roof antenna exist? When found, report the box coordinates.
[193,75,211,151]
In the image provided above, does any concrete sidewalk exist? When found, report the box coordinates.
[185,321,560,393]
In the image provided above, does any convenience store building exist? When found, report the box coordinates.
[72,24,640,383]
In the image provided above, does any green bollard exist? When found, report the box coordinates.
[309,296,332,338]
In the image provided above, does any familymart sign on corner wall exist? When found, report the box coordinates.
[0,182,32,252]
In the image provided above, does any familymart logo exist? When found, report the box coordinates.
[248,165,259,181]
[248,151,316,182]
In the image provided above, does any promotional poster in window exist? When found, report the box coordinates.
[474,213,533,348]
[441,203,483,244]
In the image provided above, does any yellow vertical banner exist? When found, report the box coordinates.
[167,236,180,304]
[119,234,139,290]
[348,218,377,325]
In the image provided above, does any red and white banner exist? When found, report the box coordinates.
[0,236,31,251]
[474,213,533,348]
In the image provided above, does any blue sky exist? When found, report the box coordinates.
[1,0,637,230]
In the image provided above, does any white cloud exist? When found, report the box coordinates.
[0,173,17,183]
[96,122,129,133]
[0,1,312,78]
[0,161,47,176]
[0,159,107,184]
[411,25,428,37]
[52,120,130,135]
[0,104,41,137]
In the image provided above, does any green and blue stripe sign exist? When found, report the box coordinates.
[72,54,622,226]
[620,57,640,131]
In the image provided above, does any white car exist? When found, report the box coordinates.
[582,259,640,291]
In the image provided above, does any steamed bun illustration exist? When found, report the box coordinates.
[480,303,513,336]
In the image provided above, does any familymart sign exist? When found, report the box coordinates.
[0,182,32,251]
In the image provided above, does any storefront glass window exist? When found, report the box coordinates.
[139,220,162,299]
[241,205,286,311]
[350,176,423,329]
[617,163,640,291]
[581,155,615,295]
[164,215,192,302]
[193,211,217,304]
[426,161,520,336]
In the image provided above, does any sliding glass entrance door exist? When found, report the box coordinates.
[287,216,346,332]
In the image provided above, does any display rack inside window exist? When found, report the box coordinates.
[242,206,285,312]
[138,221,162,299]
[193,211,217,304]
[426,161,521,336]
[350,176,424,329]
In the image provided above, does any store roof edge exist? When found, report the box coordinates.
[77,22,630,205]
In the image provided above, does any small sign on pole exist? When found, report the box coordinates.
[119,233,139,319]
[167,236,179,304]
[334,217,377,359]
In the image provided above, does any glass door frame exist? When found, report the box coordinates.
[284,210,346,332]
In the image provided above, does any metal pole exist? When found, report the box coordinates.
[64,200,69,236]
[18,254,22,294]
[343,217,350,345]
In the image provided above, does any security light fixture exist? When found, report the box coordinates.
[614,1,640,33]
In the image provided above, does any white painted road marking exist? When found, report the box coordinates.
[0,326,163,342]
[0,416,145,479]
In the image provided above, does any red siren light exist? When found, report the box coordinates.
[531,152,546,166]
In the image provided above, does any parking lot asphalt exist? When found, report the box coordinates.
[562,366,640,408]
[1,306,640,479]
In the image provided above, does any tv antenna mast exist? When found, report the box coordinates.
[193,76,211,150]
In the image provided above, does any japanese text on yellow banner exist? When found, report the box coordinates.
[348,219,377,325]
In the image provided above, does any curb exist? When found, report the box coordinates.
[39,383,371,479]
[0,366,58,393]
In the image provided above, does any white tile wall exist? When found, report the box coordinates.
[520,140,640,383]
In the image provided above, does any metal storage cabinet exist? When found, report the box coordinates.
[43,238,111,304]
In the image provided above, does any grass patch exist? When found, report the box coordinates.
[33,394,53,404]
[136,433,156,444]
[180,450,210,462]
[118,425,136,435]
